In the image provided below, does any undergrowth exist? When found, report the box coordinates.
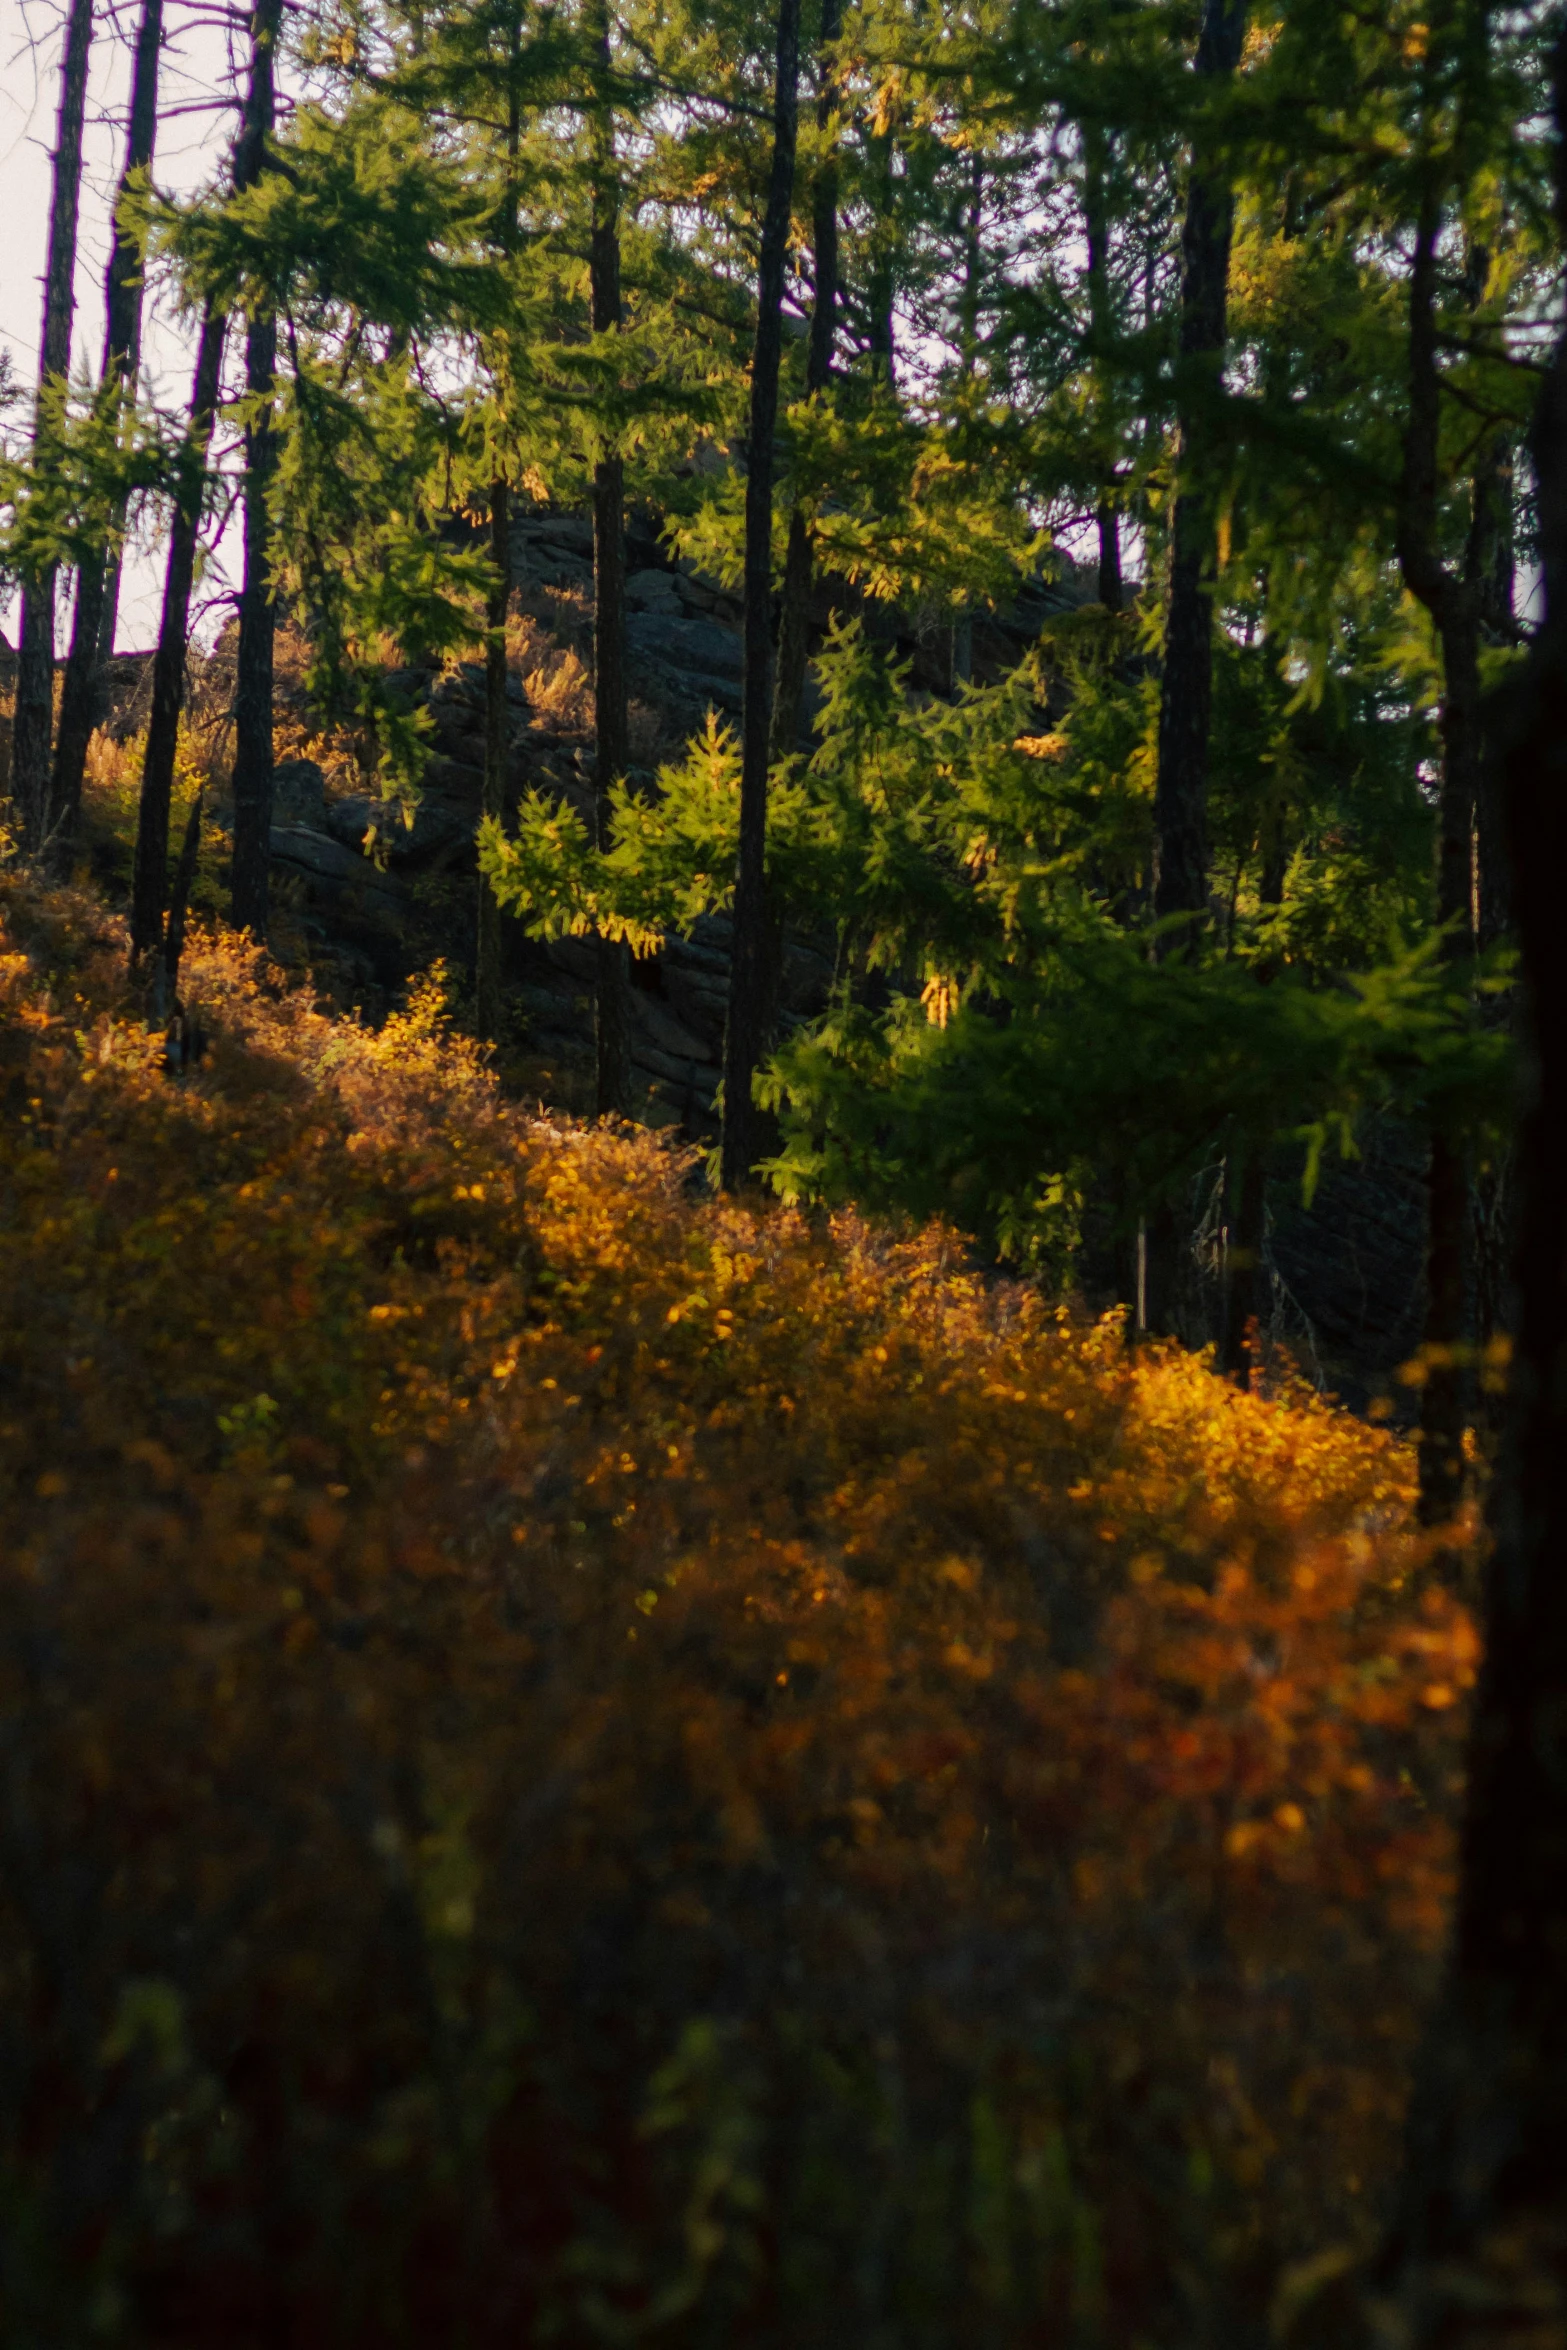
[0,869,1472,2348]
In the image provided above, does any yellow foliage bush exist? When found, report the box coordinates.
[0,871,1472,2346]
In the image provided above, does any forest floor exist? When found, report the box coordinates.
[0,857,1476,2346]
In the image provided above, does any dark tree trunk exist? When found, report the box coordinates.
[475,477,512,1041]
[1221,1149,1267,1385]
[1468,421,1515,950]
[866,113,897,393]
[162,787,204,1011]
[719,0,801,1191]
[1151,0,1247,938]
[590,24,633,1116]
[1096,505,1124,614]
[229,0,286,937]
[769,0,841,768]
[12,0,95,849]
[1396,185,1485,1531]
[129,305,227,963]
[1467,421,1517,1391]
[1220,846,1284,1385]
[47,0,163,869]
[1083,123,1123,615]
[474,5,522,1043]
[1141,0,1246,1335]
[1377,32,1567,2333]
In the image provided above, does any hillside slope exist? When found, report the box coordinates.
[0,870,1471,2347]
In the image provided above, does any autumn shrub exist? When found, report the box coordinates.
[0,870,1472,2349]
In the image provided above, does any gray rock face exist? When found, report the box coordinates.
[626,572,682,614]
[270,824,402,910]
[1267,1124,1429,1409]
[325,791,473,863]
[272,758,327,827]
[626,611,744,683]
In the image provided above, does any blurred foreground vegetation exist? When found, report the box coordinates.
[0,867,1472,2346]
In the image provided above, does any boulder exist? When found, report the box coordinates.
[626,611,744,682]
[272,757,327,827]
[270,824,402,911]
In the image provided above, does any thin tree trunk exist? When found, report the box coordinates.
[1095,505,1123,613]
[1151,0,1247,938]
[129,305,227,963]
[474,0,521,1041]
[1221,1149,1267,1384]
[1468,419,1516,1392]
[1396,183,1484,1531]
[12,0,95,849]
[229,0,286,936]
[1468,419,1515,950]
[590,9,633,1114]
[769,0,841,768]
[1377,29,1567,2331]
[1220,841,1284,1384]
[866,120,897,392]
[946,144,982,688]
[719,0,801,1191]
[476,476,512,1039]
[1083,121,1124,614]
[47,0,163,868]
[1142,0,1246,1333]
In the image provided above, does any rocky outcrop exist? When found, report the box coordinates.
[260,510,1097,1133]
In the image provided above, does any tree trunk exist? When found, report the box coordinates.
[1096,505,1123,614]
[1083,122,1123,615]
[47,0,163,869]
[1467,420,1517,1396]
[12,0,95,850]
[1220,845,1284,1385]
[1221,1149,1267,1385]
[1396,184,1485,1531]
[229,0,286,937]
[472,5,523,1041]
[1141,0,1246,1334]
[1376,31,1567,2333]
[866,120,897,392]
[1468,416,1514,949]
[1151,0,1247,938]
[768,0,841,768]
[719,0,801,1191]
[129,305,227,963]
[476,476,512,1040]
[590,19,633,1116]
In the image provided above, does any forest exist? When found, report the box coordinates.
[0,0,1565,2337]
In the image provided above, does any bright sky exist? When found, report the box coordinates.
[0,0,242,649]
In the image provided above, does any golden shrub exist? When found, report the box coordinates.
[0,872,1470,2346]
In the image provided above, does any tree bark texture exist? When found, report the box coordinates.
[47,0,163,868]
[229,0,286,937]
[476,476,512,1041]
[1377,32,1567,2334]
[1151,0,1247,936]
[589,20,633,1116]
[1396,185,1485,1530]
[720,0,801,1191]
[129,305,227,962]
[769,0,841,768]
[12,0,95,848]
